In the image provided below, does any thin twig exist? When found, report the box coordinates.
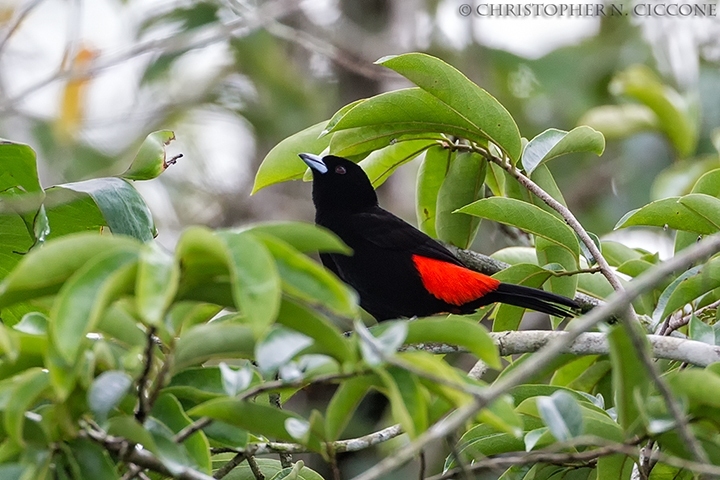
[660,299,720,336]
[269,392,293,468]
[350,233,720,480]
[174,370,362,443]
[246,455,265,480]
[0,0,48,55]
[135,327,156,423]
[213,452,246,479]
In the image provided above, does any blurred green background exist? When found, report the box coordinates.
[3,0,719,259]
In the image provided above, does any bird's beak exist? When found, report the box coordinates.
[299,153,328,174]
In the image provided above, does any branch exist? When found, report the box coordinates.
[212,424,404,456]
[83,423,215,480]
[350,233,720,480]
[174,370,362,444]
[135,327,157,423]
[404,331,720,367]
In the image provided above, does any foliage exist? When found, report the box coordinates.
[1,52,720,480]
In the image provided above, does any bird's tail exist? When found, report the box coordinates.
[486,282,580,317]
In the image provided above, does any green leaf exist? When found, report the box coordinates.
[87,370,133,422]
[0,140,43,194]
[689,314,715,345]
[358,138,437,187]
[69,438,119,479]
[615,195,719,234]
[173,323,255,372]
[136,243,179,326]
[222,458,323,480]
[597,454,635,480]
[609,65,697,157]
[4,368,49,446]
[578,104,658,141]
[216,231,281,335]
[377,53,522,161]
[0,233,140,309]
[121,130,177,180]
[107,416,158,453]
[218,363,254,397]
[253,121,331,193]
[253,234,357,317]
[404,316,500,369]
[240,222,350,255]
[666,368,720,409]
[255,326,313,375]
[536,391,584,441]
[326,88,501,149]
[49,177,155,242]
[521,127,604,175]
[276,298,354,364]
[654,263,720,322]
[459,197,580,261]
[152,393,211,474]
[377,367,426,438]
[357,321,407,367]
[491,264,555,332]
[189,399,321,450]
[416,146,452,237]
[435,151,486,248]
[678,193,720,230]
[51,248,138,363]
[325,374,379,440]
[607,324,651,433]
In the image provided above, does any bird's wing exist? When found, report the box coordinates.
[350,208,465,266]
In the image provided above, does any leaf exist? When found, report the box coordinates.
[216,231,281,335]
[0,233,140,309]
[51,248,139,363]
[174,323,255,372]
[458,197,580,261]
[122,130,177,180]
[223,458,323,480]
[377,53,522,161]
[357,321,407,367]
[4,368,49,446]
[689,314,715,345]
[255,326,314,375]
[678,193,720,230]
[665,368,720,409]
[358,139,437,187]
[377,367,427,438]
[597,454,635,480]
[68,438,119,479]
[253,234,357,317]
[189,399,321,450]
[578,104,659,140]
[0,140,43,194]
[521,127,605,175]
[107,416,158,453]
[49,177,155,242]
[151,393,211,474]
[253,121,331,193]
[435,151,486,248]
[325,374,379,440]
[416,146,452,237]
[404,316,500,369]
[609,64,697,157]
[536,391,584,441]
[326,88,500,149]
[491,264,555,332]
[87,370,133,423]
[240,222,350,255]
[276,298,354,364]
[656,260,720,321]
[218,363,254,397]
[136,242,179,326]
[615,195,719,234]
[606,324,651,433]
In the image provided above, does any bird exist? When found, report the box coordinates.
[299,153,580,322]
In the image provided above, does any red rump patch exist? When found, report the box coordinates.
[412,255,500,306]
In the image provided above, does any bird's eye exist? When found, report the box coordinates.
[335,166,346,174]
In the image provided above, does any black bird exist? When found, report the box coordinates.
[299,153,579,321]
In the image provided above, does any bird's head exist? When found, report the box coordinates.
[299,153,378,213]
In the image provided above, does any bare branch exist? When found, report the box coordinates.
[213,452,246,479]
[135,327,156,423]
[269,392,293,468]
